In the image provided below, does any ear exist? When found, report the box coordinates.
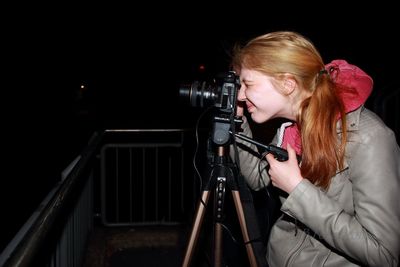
[282,75,297,95]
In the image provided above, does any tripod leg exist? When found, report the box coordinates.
[214,222,223,267]
[182,190,211,267]
[231,190,258,267]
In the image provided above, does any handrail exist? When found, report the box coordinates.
[0,131,104,267]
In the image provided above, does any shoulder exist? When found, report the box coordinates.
[342,106,399,166]
[346,106,396,142]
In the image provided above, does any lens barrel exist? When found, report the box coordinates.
[179,81,217,108]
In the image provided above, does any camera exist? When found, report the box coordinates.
[179,71,240,115]
[179,71,242,145]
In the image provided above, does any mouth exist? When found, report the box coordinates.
[246,103,255,112]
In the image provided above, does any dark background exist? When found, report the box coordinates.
[2,3,399,252]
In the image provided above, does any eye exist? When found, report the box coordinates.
[244,82,253,89]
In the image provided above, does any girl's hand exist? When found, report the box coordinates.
[266,143,303,193]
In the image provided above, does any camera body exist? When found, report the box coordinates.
[179,71,240,116]
[179,71,241,145]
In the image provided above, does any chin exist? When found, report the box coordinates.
[250,113,269,124]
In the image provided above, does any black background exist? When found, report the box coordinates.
[2,2,399,252]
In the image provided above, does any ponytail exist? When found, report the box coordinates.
[298,73,347,189]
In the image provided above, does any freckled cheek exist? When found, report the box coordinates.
[250,92,277,113]
[246,90,263,104]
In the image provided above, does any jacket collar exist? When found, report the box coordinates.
[336,105,363,133]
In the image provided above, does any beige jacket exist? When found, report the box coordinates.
[234,106,400,266]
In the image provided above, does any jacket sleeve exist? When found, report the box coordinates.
[281,120,400,266]
[230,116,271,191]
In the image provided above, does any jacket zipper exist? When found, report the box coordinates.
[284,231,307,267]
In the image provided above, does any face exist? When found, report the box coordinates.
[238,68,291,123]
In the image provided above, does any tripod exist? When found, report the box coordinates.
[182,115,267,267]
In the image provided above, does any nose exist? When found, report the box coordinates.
[237,84,246,101]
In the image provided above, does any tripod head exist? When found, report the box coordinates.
[212,113,243,146]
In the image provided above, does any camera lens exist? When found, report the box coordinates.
[179,81,217,108]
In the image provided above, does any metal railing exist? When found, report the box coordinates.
[100,129,198,226]
[0,131,102,267]
[0,129,201,267]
